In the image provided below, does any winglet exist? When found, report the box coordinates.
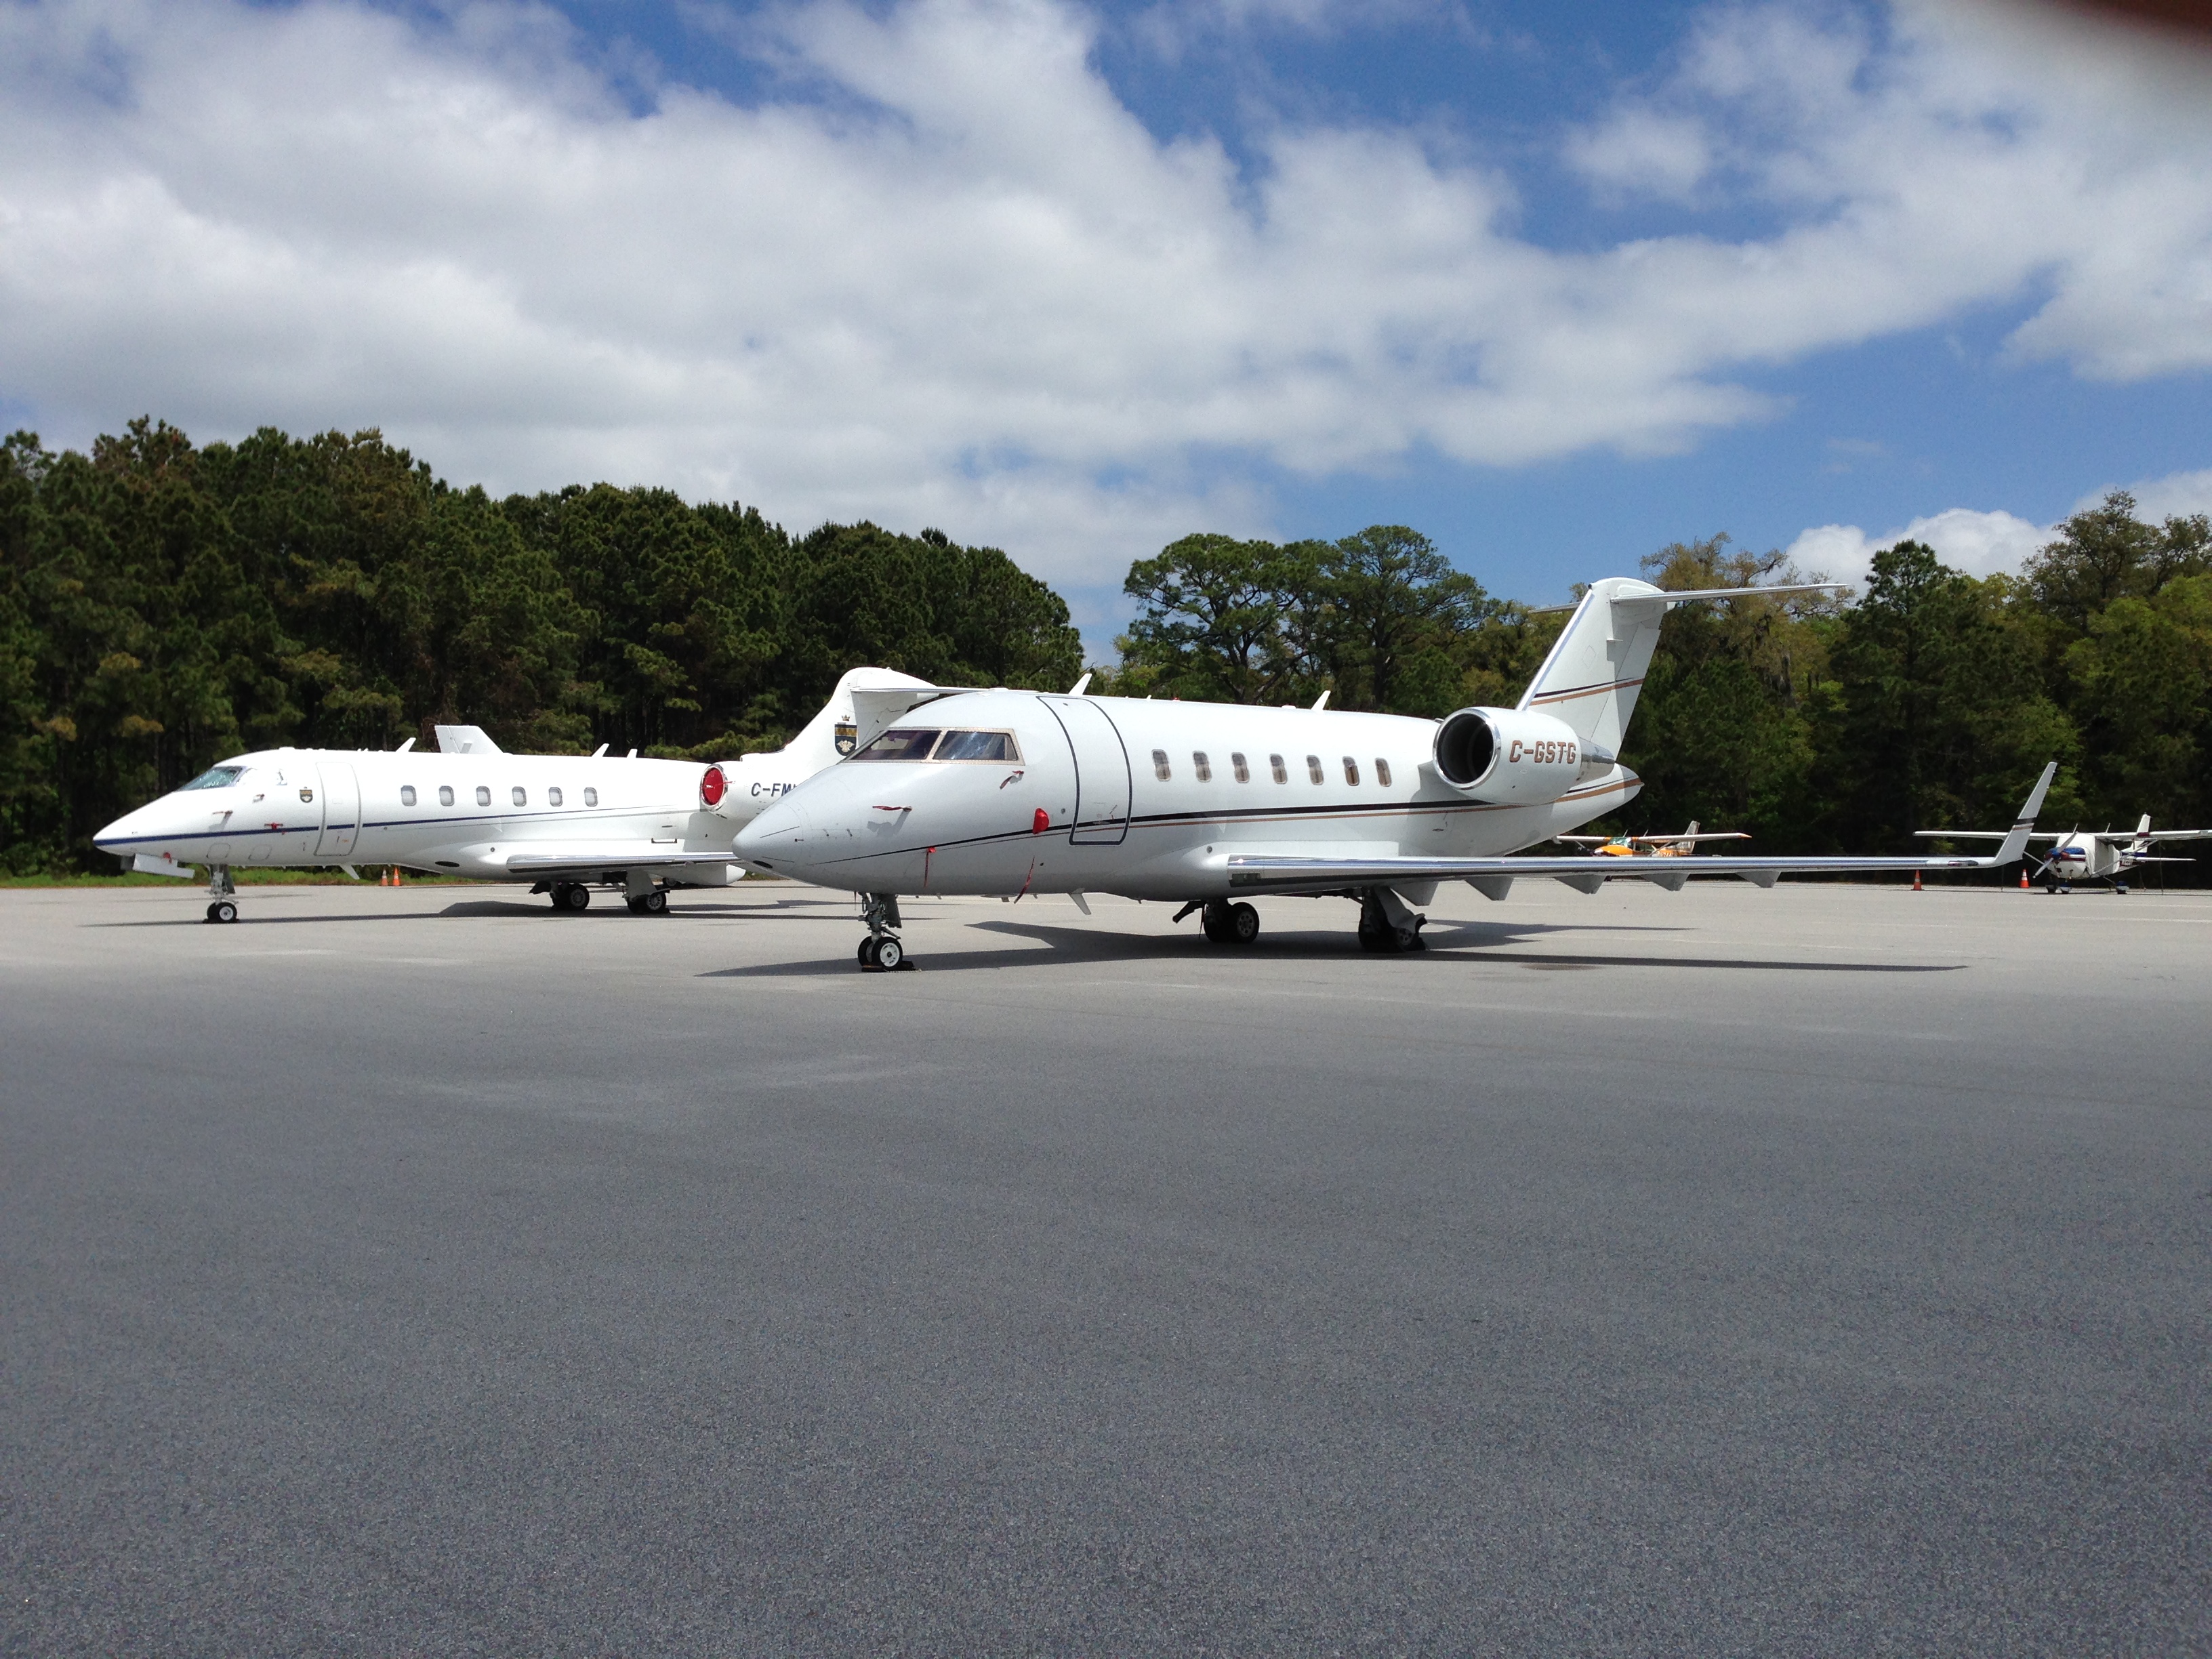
[1994,762,2058,864]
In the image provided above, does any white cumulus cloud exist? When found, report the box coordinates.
[0,0,2207,589]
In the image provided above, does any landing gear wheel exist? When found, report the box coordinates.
[1229,901,1261,945]
[641,888,668,914]
[1358,924,1390,952]
[859,937,880,967]
[1393,923,1424,951]
[2115,883,2129,895]
[874,937,905,971]
[558,883,592,912]
[1202,901,1234,943]
[207,899,239,924]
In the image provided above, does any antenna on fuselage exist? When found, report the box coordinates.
[592,743,609,758]
[396,737,415,753]
[1311,691,1330,710]
[1067,672,1092,695]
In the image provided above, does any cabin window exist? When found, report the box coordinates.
[1231,752,1249,783]
[181,765,246,792]
[438,785,455,806]
[1343,757,1360,785]
[1375,758,1392,787]
[936,730,1021,762]
[1152,749,1172,781]
[1193,751,1212,781]
[512,786,527,807]
[1270,754,1288,784]
[583,787,598,807]
[1307,754,1324,784]
[548,786,562,807]
[475,785,491,806]
[401,785,417,807]
[852,727,942,762]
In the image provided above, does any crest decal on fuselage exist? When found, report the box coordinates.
[299,787,314,803]
[834,722,858,757]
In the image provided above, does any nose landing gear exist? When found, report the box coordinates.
[201,865,239,924]
[859,893,912,970]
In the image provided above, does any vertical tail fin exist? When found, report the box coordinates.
[1518,579,1841,755]
[1517,578,1673,757]
[780,668,935,770]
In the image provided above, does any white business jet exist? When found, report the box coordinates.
[1916,813,2209,894]
[94,666,930,922]
[733,577,2056,969]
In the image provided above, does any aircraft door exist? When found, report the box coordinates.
[1046,698,1132,844]
[315,762,360,859]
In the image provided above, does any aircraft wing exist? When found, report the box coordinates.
[1912,830,2062,842]
[1229,763,2055,897]
[2117,829,2212,843]
[502,846,744,878]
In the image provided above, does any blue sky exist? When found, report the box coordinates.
[2,0,2209,655]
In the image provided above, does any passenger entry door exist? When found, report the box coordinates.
[1045,698,1131,844]
[315,762,360,859]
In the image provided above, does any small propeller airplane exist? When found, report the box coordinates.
[1554,821,1750,858]
[732,575,2060,970]
[1915,814,2211,894]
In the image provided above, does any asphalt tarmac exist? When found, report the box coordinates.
[3,876,2207,1655]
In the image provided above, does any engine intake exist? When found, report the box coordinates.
[1433,708,1586,804]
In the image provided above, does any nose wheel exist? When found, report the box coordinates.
[859,893,912,971]
[201,864,239,923]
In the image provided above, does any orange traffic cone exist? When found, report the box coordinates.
[2020,867,2029,890]
[1912,870,1923,891]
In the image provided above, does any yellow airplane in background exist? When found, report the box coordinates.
[1555,821,1751,859]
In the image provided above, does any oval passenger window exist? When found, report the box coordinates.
[1231,753,1249,783]
[438,785,455,806]
[1270,754,1288,784]
[548,786,562,806]
[1343,757,1359,785]
[1152,749,1171,781]
[1193,751,1211,781]
[401,785,417,806]
[583,787,598,807]
[1307,755,1324,784]
[475,786,491,806]
[512,786,527,806]
[1376,758,1392,787]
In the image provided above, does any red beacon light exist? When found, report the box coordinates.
[701,764,728,808]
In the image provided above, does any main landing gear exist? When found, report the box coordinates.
[548,882,592,912]
[625,888,669,916]
[1202,900,1262,945]
[858,893,912,971]
[1357,888,1426,953]
[202,864,239,924]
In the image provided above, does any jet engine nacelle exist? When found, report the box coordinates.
[1432,707,1584,804]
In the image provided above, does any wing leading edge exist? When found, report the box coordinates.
[1228,762,2057,898]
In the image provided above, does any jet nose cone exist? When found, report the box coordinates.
[736,790,813,863]
[93,804,154,853]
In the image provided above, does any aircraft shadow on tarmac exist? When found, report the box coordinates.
[704,914,1966,978]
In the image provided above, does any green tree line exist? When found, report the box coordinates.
[7,418,2207,876]
[0,421,1081,872]
[1107,501,2212,866]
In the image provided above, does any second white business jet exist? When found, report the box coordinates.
[734,578,2057,968]
[94,666,929,922]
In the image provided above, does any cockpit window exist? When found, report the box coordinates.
[850,728,1022,762]
[181,765,246,792]
[935,730,1019,762]
[851,727,943,762]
